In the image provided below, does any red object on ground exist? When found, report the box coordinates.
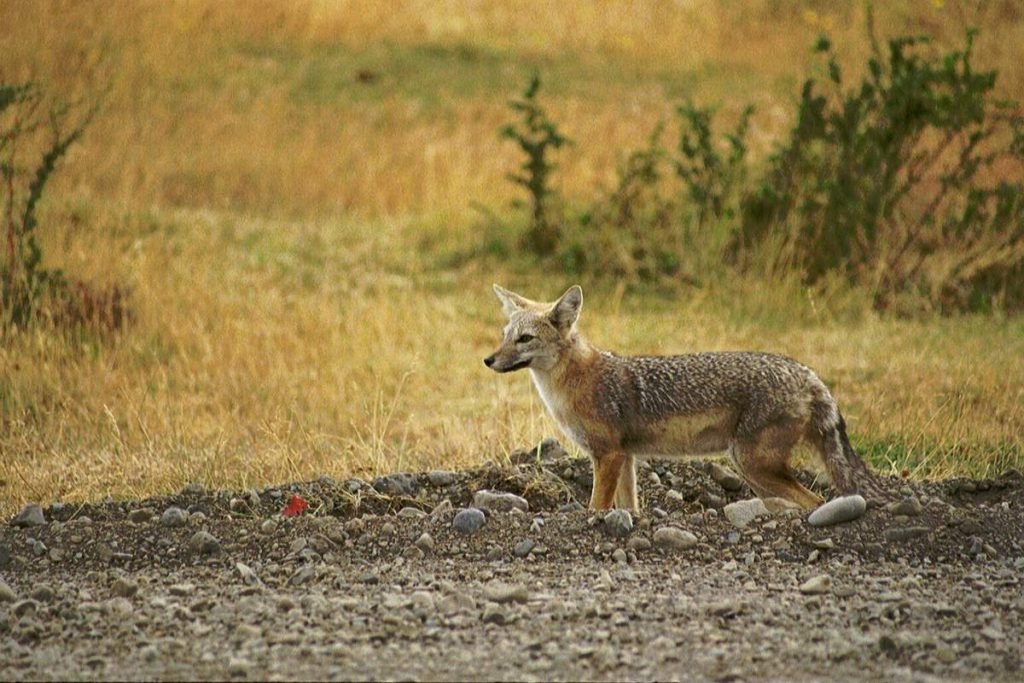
[281,494,309,517]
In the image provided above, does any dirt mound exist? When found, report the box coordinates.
[2,446,1022,681]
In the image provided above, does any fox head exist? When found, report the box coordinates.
[484,284,583,373]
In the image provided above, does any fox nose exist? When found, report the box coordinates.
[483,355,495,368]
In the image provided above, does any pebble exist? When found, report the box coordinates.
[653,526,699,550]
[0,581,16,602]
[426,470,457,487]
[29,584,55,602]
[627,536,652,552]
[707,462,745,492]
[452,508,486,535]
[611,548,628,563]
[414,532,435,552]
[260,519,278,534]
[235,562,260,585]
[127,508,154,523]
[10,504,46,528]
[188,531,221,555]
[160,507,189,527]
[372,473,418,497]
[483,581,529,604]
[807,495,867,527]
[472,490,529,513]
[799,574,832,595]
[397,506,428,519]
[430,499,454,521]
[603,509,633,537]
[885,496,923,516]
[883,526,931,542]
[481,604,510,625]
[111,578,138,598]
[13,599,39,616]
[358,571,380,585]
[513,539,535,558]
[723,499,769,529]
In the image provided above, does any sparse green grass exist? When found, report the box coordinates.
[1,1,1023,515]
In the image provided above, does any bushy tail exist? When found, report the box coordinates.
[818,408,890,505]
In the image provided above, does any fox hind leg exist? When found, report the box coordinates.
[614,454,638,511]
[730,420,823,510]
[589,452,625,510]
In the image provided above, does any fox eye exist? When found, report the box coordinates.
[515,334,535,344]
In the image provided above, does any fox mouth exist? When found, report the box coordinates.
[484,357,532,372]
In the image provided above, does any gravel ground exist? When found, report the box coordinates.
[3,441,1022,681]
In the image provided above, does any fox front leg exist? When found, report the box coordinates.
[589,451,626,510]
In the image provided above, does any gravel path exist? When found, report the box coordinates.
[3,447,1022,681]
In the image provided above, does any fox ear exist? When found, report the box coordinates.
[493,284,530,317]
[550,285,582,330]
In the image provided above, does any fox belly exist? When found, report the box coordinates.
[626,408,736,458]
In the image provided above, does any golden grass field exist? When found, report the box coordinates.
[2,0,1023,515]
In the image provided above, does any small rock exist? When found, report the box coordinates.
[188,531,221,555]
[799,574,832,595]
[371,473,418,497]
[227,657,252,676]
[807,495,867,527]
[472,490,529,513]
[603,509,633,537]
[0,581,16,602]
[29,584,55,602]
[358,571,380,585]
[980,626,1004,641]
[452,508,486,535]
[169,583,195,596]
[290,565,315,586]
[10,504,46,528]
[513,539,535,558]
[414,532,435,552]
[885,496,923,517]
[127,508,154,523]
[426,470,457,487]
[723,499,770,529]
[611,548,628,563]
[160,506,189,527]
[409,590,435,614]
[481,604,510,625]
[707,462,745,492]
[627,536,652,552]
[260,519,278,534]
[397,507,427,519]
[483,581,530,604]
[430,499,454,521]
[111,578,138,598]
[235,562,260,585]
[653,526,699,550]
[12,599,38,617]
[883,526,930,542]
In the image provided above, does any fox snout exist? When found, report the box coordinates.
[483,349,530,373]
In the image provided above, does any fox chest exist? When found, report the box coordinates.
[529,372,596,451]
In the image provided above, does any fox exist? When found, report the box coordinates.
[483,284,885,511]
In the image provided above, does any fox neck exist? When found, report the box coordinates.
[528,333,600,447]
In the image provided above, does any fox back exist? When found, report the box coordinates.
[484,284,885,511]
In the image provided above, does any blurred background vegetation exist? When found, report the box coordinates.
[1,0,1022,513]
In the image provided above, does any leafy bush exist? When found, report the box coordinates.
[0,81,127,332]
[496,23,1024,314]
[737,27,1024,313]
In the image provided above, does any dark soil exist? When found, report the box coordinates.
[2,443,1022,681]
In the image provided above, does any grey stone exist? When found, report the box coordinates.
[397,506,428,519]
[188,531,221,555]
[653,526,699,550]
[611,548,628,563]
[473,490,529,513]
[799,574,832,595]
[724,499,770,529]
[627,536,652,552]
[235,562,260,585]
[885,496,923,517]
[426,470,457,487]
[111,578,138,598]
[414,532,435,552]
[603,509,633,537]
[13,598,39,617]
[452,508,486,535]
[807,495,867,527]
[884,526,931,542]
[430,499,454,521]
[29,584,55,602]
[372,473,419,497]
[127,508,154,523]
[0,581,16,602]
[160,506,189,527]
[513,539,535,558]
[10,504,46,528]
[483,582,529,604]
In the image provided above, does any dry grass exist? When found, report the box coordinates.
[2,1,1023,514]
